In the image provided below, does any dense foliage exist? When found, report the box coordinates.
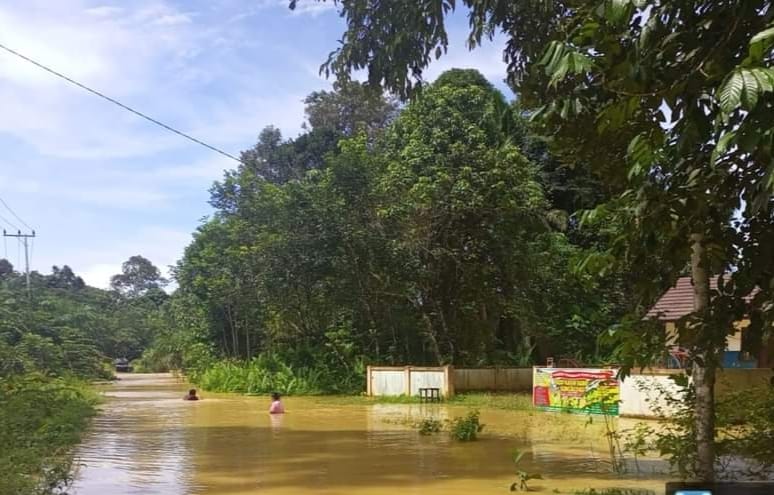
[0,257,165,494]
[145,74,640,395]
[0,375,97,495]
[314,0,774,480]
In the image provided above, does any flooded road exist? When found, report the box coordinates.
[73,373,667,495]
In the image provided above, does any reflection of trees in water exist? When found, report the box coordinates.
[74,378,192,495]
[78,377,666,494]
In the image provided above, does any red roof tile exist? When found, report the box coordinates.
[647,275,757,321]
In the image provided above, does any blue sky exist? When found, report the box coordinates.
[0,0,509,288]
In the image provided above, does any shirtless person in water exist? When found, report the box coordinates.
[183,389,200,401]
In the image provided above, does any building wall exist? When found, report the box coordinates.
[619,368,774,418]
[619,371,684,418]
[666,319,750,351]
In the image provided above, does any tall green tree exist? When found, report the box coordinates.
[48,265,85,291]
[235,80,398,186]
[110,255,167,297]
[375,72,548,363]
[314,0,774,480]
[0,259,13,279]
[173,70,617,373]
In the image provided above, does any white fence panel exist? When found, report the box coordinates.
[409,370,445,396]
[371,370,405,396]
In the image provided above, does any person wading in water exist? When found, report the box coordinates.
[183,389,200,401]
[269,392,284,414]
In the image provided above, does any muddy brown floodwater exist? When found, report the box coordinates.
[73,373,669,495]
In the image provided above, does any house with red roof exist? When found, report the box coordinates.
[647,276,772,368]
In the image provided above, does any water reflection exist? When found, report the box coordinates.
[270,413,284,434]
[73,374,667,495]
[73,373,195,495]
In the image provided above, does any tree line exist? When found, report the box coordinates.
[153,70,652,381]
[0,254,167,494]
[310,0,774,481]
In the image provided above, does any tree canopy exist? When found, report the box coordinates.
[109,255,167,297]
[162,70,634,379]
[310,0,774,480]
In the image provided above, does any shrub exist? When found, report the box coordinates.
[0,375,98,495]
[193,351,364,395]
[448,410,484,441]
[417,417,443,435]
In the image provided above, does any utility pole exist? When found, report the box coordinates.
[3,229,35,297]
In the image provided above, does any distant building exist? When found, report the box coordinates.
[647,276,773,368]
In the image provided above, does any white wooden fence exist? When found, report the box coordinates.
[367,366,454,398]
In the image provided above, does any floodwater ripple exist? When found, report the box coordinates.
[72,373,667,495]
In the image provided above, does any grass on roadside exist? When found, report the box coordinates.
[310,392,534,410]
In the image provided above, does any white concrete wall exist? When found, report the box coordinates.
[409,370,445,396]
[619,373,684,418]
[368,367,451,397]
[371,370,405,396]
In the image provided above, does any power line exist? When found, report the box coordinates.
[0,42,243,164]
[4,230,35,297]
[0,196,32,231]
[0,211,21,231]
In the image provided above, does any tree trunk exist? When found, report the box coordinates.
[420,311,443,365]
[690,232,715,481]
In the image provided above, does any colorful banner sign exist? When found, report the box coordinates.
[532,368,620,415]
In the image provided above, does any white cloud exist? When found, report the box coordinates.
[239,0,337,19]
[146,158,232,181]
[84,6,124,18]
[57,186,173,209]
[151,13,194,26]
[79,263,121,289]
[77,226,192,288]
[1,0,512,297]
[288,0,337,16]
[0,1,266,160]
[0,175,40,194]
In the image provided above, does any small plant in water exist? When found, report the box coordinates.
[509,449,542,492]
[449,410,484,441]
[417,417,443,435]
[585,389,626,474]
[622,422,653,475]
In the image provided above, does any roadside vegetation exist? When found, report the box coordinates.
[0,256,167,494]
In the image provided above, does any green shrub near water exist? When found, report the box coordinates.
[417,417,443,435]
[0,374,98,495]
[194,352,365,395]
[448,410,485,441]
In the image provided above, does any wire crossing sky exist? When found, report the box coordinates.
[0,0,507,288]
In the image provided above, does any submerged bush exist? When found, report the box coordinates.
[417,417,443,435]
[449,410,485,441]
